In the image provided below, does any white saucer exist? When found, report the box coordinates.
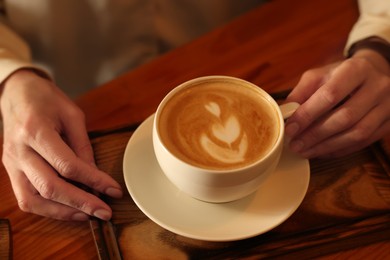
[123,115,310,242]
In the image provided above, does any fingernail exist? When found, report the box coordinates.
[71,212,89,221]
[290,139,304,153]
[106,187,123,198]
[94,209,111,221]
[285,122,299,137]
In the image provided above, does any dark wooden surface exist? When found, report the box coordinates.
[1,0,390,258]
[89,100,390,259]
[0,219,11,259]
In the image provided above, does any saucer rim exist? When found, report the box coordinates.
[123,114,310,241]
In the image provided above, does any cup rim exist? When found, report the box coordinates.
[154,75,285,173]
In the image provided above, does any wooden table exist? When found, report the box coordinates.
[1,0,390,259]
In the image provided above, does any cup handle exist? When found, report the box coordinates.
[279,102,300,120]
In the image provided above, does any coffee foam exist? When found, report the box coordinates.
[158,80,279,170]
[201,103,247,164]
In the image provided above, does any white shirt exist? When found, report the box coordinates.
[0,0,389,98]
[346,0,390,50]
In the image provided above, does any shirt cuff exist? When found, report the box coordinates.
[347,36,390,64]
[0,51,51,85]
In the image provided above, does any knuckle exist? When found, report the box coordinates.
[2,144,16,166]
[351,125,371,143]
[66,196,93,214]
[75,200,92,214]
[37,180,56,200]
[384,77,390,89]
[319,87,339,107]
[88,177,101,191]
[67,106,85,121]
[295,106,314,125]
[75,142,93,156]
[377,76,390,93]
[345,57,367,72]
[17,198,32,213]
[18,114,40,141]
[2,138,28,167]
[301,69,318,82]
[18,118,52,148]
[337,107,356,129]
[54,157,78,179]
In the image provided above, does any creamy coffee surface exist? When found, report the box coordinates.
[158,80,279,170]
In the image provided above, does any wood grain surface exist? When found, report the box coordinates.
[89,104,390,259]
[0,219,11,260]
[1,0,390,258]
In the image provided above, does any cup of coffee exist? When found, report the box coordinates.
[153,76,298,203]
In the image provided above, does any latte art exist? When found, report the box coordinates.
[158,80,279,170]
[201,102,248,164]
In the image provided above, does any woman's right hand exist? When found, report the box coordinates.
[1,69,123,221]
[285,49,390,158]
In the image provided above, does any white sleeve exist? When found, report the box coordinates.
[0,22,49,84]
[345,0,390,53]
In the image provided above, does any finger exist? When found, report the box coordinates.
[22,151,113,220]
[28,129,122,198]
[6,167,90,221]
[23,194,91,221]
[317,125,390,158]
[286,60,365,138]
[289,78,383,153]
[60,108,95,165]
[298,105,390,158]
[287,64,334,104]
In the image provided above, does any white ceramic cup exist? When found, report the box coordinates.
[153,76,298,203]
